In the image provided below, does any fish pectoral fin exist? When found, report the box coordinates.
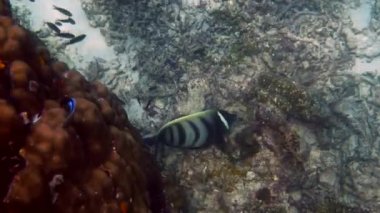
[213,134,229,151]
[143,134,156,146]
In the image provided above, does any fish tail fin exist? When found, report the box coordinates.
[143,134,156,146]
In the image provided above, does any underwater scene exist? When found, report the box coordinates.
[0,0,380,212]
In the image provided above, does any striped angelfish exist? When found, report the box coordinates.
[144,109,236,148]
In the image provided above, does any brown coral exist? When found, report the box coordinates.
[0,3,165,213]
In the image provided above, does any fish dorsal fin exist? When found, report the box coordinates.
[160,110,215,130]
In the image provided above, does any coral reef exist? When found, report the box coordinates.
[72,0,377,211]
[0,2,165,213]
[9,0,380,212]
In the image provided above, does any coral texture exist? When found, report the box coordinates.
[0,3,165,212]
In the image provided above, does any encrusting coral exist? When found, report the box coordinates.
[0,1,165,212]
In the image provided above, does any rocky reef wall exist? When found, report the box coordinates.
[76,0,379,212]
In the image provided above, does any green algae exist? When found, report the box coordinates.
[254,73,322,121]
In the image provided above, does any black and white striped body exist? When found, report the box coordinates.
[150,109,236,148]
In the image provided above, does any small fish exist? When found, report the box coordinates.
[56,32,75,39]
[60,97,76,125]
[57,17,75,25]
[55,21,62,26]
[144,109,236,148]
[65,34,86,45]
[53,5,72,17]
[61,97,76,115]
[45,22,60,34]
